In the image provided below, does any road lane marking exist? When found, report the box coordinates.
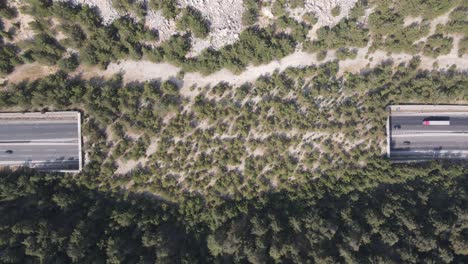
[0,142,78,146]
[392,133,468,138]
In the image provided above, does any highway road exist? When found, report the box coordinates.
[391,134,468,150]
[0,122,78,141]
[391,116,468,132]
[0,118,80,171]
[389,114,468,160]
[0,144,78,162]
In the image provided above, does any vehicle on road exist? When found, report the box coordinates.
[422,118,450,126]
[394,124,401,129]
[5,150,13,154]
[403,141,411,145]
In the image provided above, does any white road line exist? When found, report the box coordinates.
[0,138,78,142]
[391,112,468,116]
[393,130,468,133]
[392,133,468,138]
[77,112,82,171]
[0,160,78,165]
[0,142,78,146]
[392,150,468,154]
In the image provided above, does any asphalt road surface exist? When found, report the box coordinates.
[0,122,78,141]
[391,116,468,132]
[390,115,468,160]
[0,120,80,170]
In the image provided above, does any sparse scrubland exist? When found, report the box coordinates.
[1,0,468,263]
[0,0,465,78]
[1,57,468,262]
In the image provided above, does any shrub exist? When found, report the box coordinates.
[316,50,327,61]
[302,12,318,25]
[22,33,65,65]
[304,19,369,53]
[0,0,17,19]
[183,27,296,74]
[368,6,430,53]
[0,43,22,75]
[176,7,210,39]
[458,37,468,57]
[331,6,341,17]
[111,0,146,18]
[422,34,453,57]
[242,0,260,26]
[336,48,358,60]
[57,53,79,72]
[275,16,310,43]
[59,23,87,49]
[149,0,178,19]
[394,0,458,19]
[289,0,305,9]
[271,0,287,17]
[442,6,468,35]
[162,34,191,64]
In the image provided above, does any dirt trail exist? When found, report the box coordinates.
[5,2,467,90]
[6,63,57,83]
[100,48,467,89]
[6,46,468,89]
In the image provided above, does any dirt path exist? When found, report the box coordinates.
[5,63,57,84]
[5,2,467,89]
[100,48,467,88]
[6,46,468,89]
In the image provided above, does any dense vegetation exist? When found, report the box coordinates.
[0,58,466,198]
[0,1,468,262]
[242,0,260,26]
[0,0,463,76]
[149,0,178,19]
[1,159,468,262]
[176,7,210,39]
[0,1,21,75]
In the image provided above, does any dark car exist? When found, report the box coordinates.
[393,124,401,129]
[5,150,13,154]
[403,141,411,145]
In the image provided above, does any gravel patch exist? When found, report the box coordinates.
[179,0,245,56]
[145,9,177,42]
[289,0,359,27]
[55,0,121,24]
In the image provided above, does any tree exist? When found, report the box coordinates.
[176,7,210,39]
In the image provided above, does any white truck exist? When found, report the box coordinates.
[422,120,450,126]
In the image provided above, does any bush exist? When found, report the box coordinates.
[0,0,17,19]
[162,34,191,64]
[111,0,146,18]
[57,53,79,72]
[275,16,310,43]
[422,34,453,57]
[242,0,260,26]
[59,23,87,49]
[22,33,65,65]
[302,12,318,25]
[271,0,287,17]
[331,6,341,17]
[368,5,430,53]
[442,6,468,35]
[149,0,178,19]
[316,50,327,61]
[289,0,305,9]
[21,1,158,69]
[304,19,369,53]
[394,0,458,19]
[336,48,358,60]
[0,43,22,75]
[176,7,210,39]
[458,37,468,57]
